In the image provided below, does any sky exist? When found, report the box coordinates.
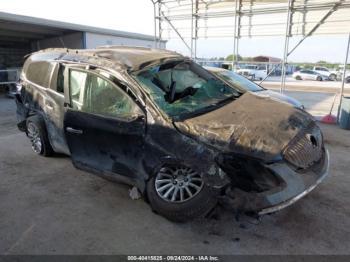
[0,0,349,63]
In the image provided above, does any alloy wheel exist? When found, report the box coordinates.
[27,122,42,154]
[155,166,204,203]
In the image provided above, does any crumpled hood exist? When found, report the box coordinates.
[174,92,314,162]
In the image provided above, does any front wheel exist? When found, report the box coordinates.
[316,76,322,81]
[329,74,336,81]
[147,164,218,222]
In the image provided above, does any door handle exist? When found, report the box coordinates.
[66,127,83,134]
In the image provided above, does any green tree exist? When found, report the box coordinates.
[226,54,242,61]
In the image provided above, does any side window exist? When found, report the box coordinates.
[57,65,65,93]
[83,74,140,118]
[26,61,55,87]
[69,70,87,110]
[68,69,140,118]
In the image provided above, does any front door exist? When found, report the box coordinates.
[63,67,146,179]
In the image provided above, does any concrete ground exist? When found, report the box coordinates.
[262,76,350,89]
[0,93,350,255]
[259,80,350,118]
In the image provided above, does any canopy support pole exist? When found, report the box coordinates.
[337,33,350,122]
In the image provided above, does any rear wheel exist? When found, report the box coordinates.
[147,164,217,222]
[316,76,322,81]
[26,115,53,156]
[295,75,302,80]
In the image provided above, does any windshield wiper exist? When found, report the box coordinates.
[213,94,236,106]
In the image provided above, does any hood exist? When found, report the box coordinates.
[255,90,303,109]
[174,92,314,162]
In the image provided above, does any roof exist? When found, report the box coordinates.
[32,46,184,71]
[0,11,165,43]
[253,56,282,63]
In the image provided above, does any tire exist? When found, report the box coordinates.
[346,76,350,83]
[316,76,322,81]
[147,164,218,222]
[295,75,302,80]
[26,115,53,157]
[329,74,336,81]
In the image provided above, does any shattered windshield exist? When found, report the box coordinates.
[213,70,264,92]
[134,61,240,120]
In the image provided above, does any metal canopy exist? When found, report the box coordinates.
[151,0,350,122]
[156,0,350,40]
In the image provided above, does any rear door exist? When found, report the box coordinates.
[63,66,146,179]
[45,63,70,154]
[303,70,313,80]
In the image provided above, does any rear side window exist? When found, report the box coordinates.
[26,61,55,87]
[56,65,65,93]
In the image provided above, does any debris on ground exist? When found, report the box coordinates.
[129,186,142,200]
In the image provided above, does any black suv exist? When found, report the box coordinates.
[15,47,329,222]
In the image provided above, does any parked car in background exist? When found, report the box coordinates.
[236,64,267,81]
[206,67,304,109]
[293,69,328,81]
[15,47,328,222]
[334,65,350,82]
[313,66,337,81]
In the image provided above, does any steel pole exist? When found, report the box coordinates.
[281,0,293,93]
[153,0,157,48]
[194,0,199,60]
[337,32,350,122]
[158,1,162,48]
[232,0,238,70]
[191,0,194,58]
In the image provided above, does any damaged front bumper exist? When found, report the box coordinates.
[220,149,329,215]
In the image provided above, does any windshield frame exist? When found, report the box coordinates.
[131,60,243,121]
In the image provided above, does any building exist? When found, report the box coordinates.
[0,11,166,69]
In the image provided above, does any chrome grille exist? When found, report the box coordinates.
[284,124,323,169]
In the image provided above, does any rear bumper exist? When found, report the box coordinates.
[15,93,28,132]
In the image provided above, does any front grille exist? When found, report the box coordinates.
[284,123,324,169]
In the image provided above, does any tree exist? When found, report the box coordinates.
[226,54,242,61]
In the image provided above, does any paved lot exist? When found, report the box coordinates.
[0,94,350,255]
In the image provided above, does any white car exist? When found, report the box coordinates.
[236,65,267,81]
[206,66,304,109]
[313,66,337,81]
[293,69,328,81]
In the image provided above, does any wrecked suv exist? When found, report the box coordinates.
[15,47,329,222]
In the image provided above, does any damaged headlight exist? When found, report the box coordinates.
[216,153,283,193]
[204,164,230,188]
